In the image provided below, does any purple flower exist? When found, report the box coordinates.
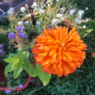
[18,84,23,88]
[16,26,25,32]
[0,44,3,49]
[22,33,28,38]
[0,50,3,55]
[8,32,15,39]
[7,2,12,7]
[5,87,11,94]
[18,32,28,38]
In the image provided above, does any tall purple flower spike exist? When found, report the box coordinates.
[8,32,15,39]
[16,26,25,32]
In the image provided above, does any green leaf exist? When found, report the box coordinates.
[36,24,43,33]
[8,53,16,57]
[13,67,23,79]
[4,64,14,78]
[24,51,29,62]
[16,49,27,65]
[4,57,19,64]
[23,64,37,77]
[36,64,51,86]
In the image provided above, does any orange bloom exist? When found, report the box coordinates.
[32,27,87,77]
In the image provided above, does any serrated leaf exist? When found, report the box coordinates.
[8,53,16,57]
[36,64,51,86]
[4,64,14,78]
[23,64,37,77]
[4,57,19,64]
[13,67,23,79]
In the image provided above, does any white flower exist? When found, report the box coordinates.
[27,14,31,17]
[85,7,89,10]
[39,9,45,13]
[31,2,37,8]
[56,0,60,1]
[20,7,26,12]
[78,15,82,19]
[56,13,63,17]
[78,10,84,19]
[36,21,41,25]
[83,25,86,28]
[25,21,29,25]
[86,18,89,22]
[60,7,65,12]
[70,9,76,15]
[7,7,14,15]
[52,18,61,25]
[61,17,64,21]
[46,0,52,6]
[18,21,23,26]
[78,10,84,16]
[75,18,81,25]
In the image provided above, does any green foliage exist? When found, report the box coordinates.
[4,48,37,79]
[74,0,95,19]
[36,64,51,86]
[0,34,8,51]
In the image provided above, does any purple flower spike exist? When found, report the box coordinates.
[0,50,3,55]
[22,33,28,38]
[18,84,23,88]
[5,87,11,94]
[16,26,25,32]
[8,32,15,39]
[18,32,22,37]
[18,32,28,38]
[7,2,12,7]
[0,44,3,48]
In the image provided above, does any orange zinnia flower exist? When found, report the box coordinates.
[31,26,87,77]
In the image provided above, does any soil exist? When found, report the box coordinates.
[0,0,5,3]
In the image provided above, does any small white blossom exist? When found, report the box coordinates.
[78,10,84,15]
[31,2,37,8]
[60,7,65,12]
[61,17,65,21]
[7,7,14,15]
[39,9,45,13]
[27,14,31,17]
[18,21,23,26]
[56,0,60,1]
[46,0,52,6]
[83,25,86,28]
[52,18,61,25]
[36,21,41,25]
[75,18,81,25]
[25,21,29,25]
[78,15,82,19]
[86,18,90,22]
[20,7,26,12]
[56,14,63,17]
[85,7,89,10]
[70,9,76,15]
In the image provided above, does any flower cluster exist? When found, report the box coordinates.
[5,84,23,94]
